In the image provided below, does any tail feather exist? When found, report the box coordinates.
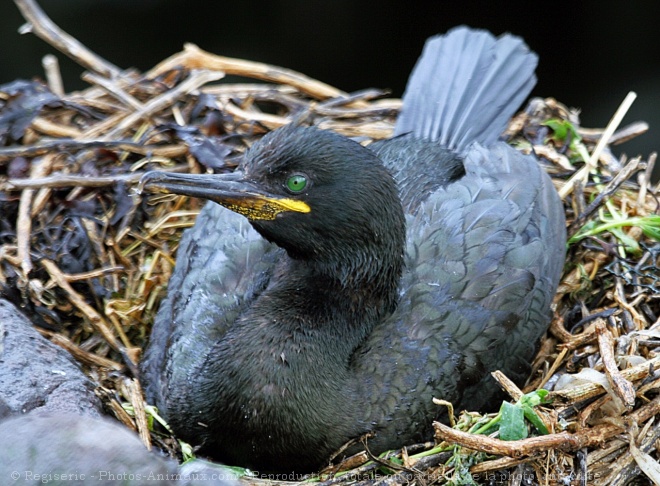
[394,26,538,153]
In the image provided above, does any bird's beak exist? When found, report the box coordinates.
[138,171,310,221]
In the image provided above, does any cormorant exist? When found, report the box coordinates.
[140,27,566,472]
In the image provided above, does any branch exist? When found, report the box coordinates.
[0,140,187,164]
[2,165,190,191]
[149,43,350,101]
[14,0,121,77]
[434,394,660,458]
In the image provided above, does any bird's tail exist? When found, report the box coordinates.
[394,26,537,153]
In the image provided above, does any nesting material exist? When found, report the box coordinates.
[1,1,659,484]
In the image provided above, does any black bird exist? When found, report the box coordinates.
[140,27,566,472]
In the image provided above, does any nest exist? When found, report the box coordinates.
[2,1,659,485]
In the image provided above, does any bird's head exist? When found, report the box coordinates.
[140,125,405,288]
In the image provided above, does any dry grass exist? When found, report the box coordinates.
[1,1,659,484]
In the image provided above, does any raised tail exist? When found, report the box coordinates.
[394,26,537,153]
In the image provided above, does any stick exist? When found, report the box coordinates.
[38,328,124,370]
[3,165,190,191]
[40,259,139,374]
[559,91,637,199]
[568,156,643,237]
[82,72,144,110]
[549,355,660,404]
[636,152,656,211]
[16,154,54,274]
[595,321,636,410]
[0,140,187,163]
[491,370,524,401]
[14,0,121,77]
[149,43,350,101]
[125,378,152,450]
[42,53,64,96]
[98,69,225,140]
[434,394,660,458]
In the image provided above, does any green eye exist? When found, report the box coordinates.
[286,174,307,193]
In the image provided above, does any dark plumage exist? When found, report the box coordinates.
[140,27,566,472]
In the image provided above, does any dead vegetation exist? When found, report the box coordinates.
[1,0,659,484]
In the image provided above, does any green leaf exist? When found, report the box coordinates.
[519,389,551,408]
[498,401,528,441]
[521,406,550,435]
[610,226,641,255]
[543,118,581,147]
[639,215,660,241]
[543,119,568,141]
[516,390,551,435]
[568,214,660,255]
[179,440,195,461]
[446,447,481,486]
[568,220,599,245]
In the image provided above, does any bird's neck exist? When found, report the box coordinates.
[306,249,401,312]
[216,246,404,384]
[271,251,401,346]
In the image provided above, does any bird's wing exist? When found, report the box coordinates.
[140,202,281,408]
[355,142,564,445]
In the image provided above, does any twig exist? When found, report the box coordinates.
[549,355,660,405]
[82,72,144,110]
[37,328,123,370]
[16,154,54,274]
[16,186,34,275]
[536,347,569,390]
[42,53,64,96]
[317,119,394,139]
[41,259,127,359]
[601,421,660,486]
[30,117,83,138]
[595,321,636,410]
[579,121,649,146]
[636,152,656,211]
[559,91,637,199]
[317,88,389,108]
[148,43,350,101]
[201,83,298,97]
[491,370,524,401]
[0,140,187,164]
[434,395,660,458]
[313,89,400,118]
[96,387,136,431]
[222,101,290,130]
[125,378,152,450]
[14,0,121,78]
[3,165,190,191]
[568,156,643,238]
[99,69,225,140]
[313,100,400,119]
[58,266,125,283]
[549,316,599,350]
[587,437,627,466]
[317,460,379,485]
[470,456,535,475]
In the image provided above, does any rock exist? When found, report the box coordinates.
[0,300,236,485]
[0,413,177,484]
[0,299,102,417]
[0,414,238,485]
